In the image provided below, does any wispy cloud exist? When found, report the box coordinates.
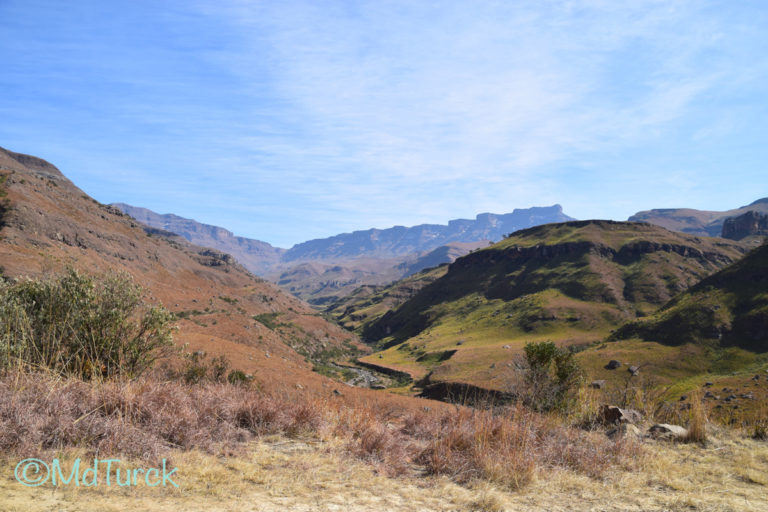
[1,0,767,246]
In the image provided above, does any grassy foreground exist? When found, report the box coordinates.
[1,431,767,512]
[1,370,767,511]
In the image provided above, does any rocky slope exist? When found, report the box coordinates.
[629,198,768,237]
[112,203,286,274]
[0,146,366,387]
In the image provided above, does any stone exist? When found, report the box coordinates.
[590,380,606,389]
[605,360,622,370]
[752,375,760,381]
[601,405,642,425]
[333,389,343,396]
[648,423,688,440]
[628,365,640,376]
[704,382,713,387]
[607,423,642,439]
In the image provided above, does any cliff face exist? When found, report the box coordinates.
[629,198,768,237]
[283,205,574,262]
[722,211,768,240]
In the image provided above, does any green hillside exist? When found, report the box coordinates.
[358,220,747,388]
[326,264,449,334]
[613,242,768,351]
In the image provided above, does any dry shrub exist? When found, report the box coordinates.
[0,370,643,488]
[418,405,536,489]
[336,407,413,476]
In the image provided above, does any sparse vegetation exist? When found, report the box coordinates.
[0,174,10,227]
[253,312,291,330]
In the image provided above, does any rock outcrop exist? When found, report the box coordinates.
[722,211,768,240]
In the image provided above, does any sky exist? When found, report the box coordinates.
[1,0,766,247]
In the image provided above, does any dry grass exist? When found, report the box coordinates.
[0,369,640,487]
[682,390,709,444]
[1,429,767,512]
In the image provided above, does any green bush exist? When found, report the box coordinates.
[0,268,174,379]
[518,341,583,412]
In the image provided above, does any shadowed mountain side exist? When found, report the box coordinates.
[326,264,450,335]
[612,241,768,352]
[722,211,768,241]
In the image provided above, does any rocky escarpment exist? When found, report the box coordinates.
[282,205,574,262]
[722,211,768,240]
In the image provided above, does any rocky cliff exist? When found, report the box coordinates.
[722,210,768,240]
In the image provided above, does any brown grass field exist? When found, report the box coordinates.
[1,371,768,512]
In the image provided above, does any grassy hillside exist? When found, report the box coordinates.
[326,264,449,334]
[613,242,768,351]
[358,220,747,387]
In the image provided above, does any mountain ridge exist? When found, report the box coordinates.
[628,198,768,237]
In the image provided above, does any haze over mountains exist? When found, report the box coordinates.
[113,203,574,305]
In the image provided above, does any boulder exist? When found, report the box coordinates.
[590,380,606,389]
[648,423,688,440]
[605,360,622,370]
[601,405,642,425]
[607,423,642,439]
[628,365,640,376]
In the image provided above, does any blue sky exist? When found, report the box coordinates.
[1,1,766,247]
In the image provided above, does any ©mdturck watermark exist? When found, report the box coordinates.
[14,457,178,488]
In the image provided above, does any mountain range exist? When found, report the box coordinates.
[113,203,574,306]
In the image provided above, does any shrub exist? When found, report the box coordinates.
[177,351,231,384]
[0,268,174,379]
[516,341,583,412]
